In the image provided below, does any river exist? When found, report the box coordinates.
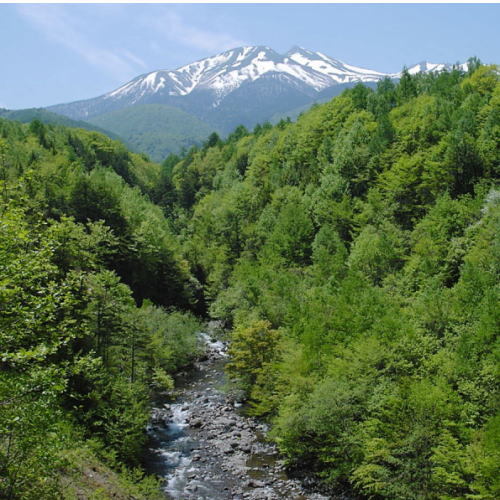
[144,332,331,500]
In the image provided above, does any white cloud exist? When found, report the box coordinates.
[17,5,146,80]
[121,50,148,70]
[150,10,247,54]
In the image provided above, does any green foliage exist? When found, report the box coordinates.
[0,120,204,497]
[167,63,500,498]
[87,103,214,162]
[141,307,202,373]
[151,368,175,392]
[0,107,124,142]
[1,61,498,499]
[347,221,407,285]
[226,320,281,395]
[261,187,314,266]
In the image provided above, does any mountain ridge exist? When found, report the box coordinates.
[48,46,465,124]
[44,46,469,159]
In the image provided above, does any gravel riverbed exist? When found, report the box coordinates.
[144,333,331,500]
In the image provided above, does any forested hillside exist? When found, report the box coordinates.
[163,62,499,499]
[0,120,203,497]
[1,61,498,499]
[87,103,215,162]
[0,107,125,143]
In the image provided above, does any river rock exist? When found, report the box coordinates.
[146,330,331,500]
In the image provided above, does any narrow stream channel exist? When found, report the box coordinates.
[144,333,331,500]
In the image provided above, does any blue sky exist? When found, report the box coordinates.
[1,3,499,109]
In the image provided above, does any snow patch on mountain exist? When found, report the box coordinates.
[287,47,388,83]
[48,46,467,124]
[406,61,468,75]
[103,46,400,105]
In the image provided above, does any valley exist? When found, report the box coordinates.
[0,53,498,500]
[146,331,330,500]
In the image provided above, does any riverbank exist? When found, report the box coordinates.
[144,333,331,500]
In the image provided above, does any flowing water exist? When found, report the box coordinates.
[145,333,331,500]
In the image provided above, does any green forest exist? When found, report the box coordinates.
[87,104,214,163]
[0,61,498,499]
[0,120,203,497]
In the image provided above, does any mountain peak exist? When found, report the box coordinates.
[48,45,462,131]
[103,47,461,106]
[286,45,309,55]
[406,60,468,75]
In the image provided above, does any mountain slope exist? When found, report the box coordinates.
[47,46,402,132]
[87,104,215,162]
[166,63,499,499]
[269,81,379,124]
[46,45,468,148]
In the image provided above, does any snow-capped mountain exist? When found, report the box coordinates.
[286,46,390,84]
[48,46,465,134]
[406,60,468,75]
[106,46,389,104]
[47,46,392,126]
